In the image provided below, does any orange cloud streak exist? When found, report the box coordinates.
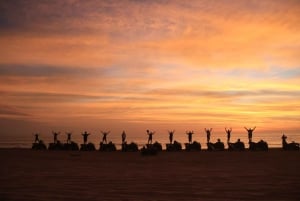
[0,0,299,138]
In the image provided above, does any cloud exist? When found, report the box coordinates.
[0,106,29,117]
[268,67,300,79]
[0,0,98,34]
[0,0,299,136]
[0,64,92,77]
[0,90,118,103]
[147,88,300,98]
[1,0,299,69]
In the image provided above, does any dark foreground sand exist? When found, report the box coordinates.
[0,149,299,201]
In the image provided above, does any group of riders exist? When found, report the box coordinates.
[34,131,113,145]
[33,126,264,146]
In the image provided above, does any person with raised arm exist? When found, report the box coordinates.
[225,128,232,142]
[186,131,193,144]
[101,131,110,144]
[147,130,155,144]
[82,131,90,144]
[244,126,256,142]
[168,130,175,144]
[205,128,212,143]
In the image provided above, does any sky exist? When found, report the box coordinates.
[0,0,300,141]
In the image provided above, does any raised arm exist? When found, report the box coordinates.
[186,131,193,135]
[244,127,248,131]
[101,131,110,135]
[252,127,256,131]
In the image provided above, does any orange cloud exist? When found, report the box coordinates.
[0,0,299,139]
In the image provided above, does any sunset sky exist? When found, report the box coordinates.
[0,0,299,140]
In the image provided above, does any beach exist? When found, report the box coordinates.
[0,149,299,201]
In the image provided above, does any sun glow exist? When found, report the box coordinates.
[0,0,299,140]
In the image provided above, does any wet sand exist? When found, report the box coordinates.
[0,149,299,201]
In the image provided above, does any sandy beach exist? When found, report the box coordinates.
[0,149,299,201]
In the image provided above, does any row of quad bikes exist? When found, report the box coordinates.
[32,137,300,155]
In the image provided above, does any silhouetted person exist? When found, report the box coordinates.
[53,132,60,143]
[66,132,72,144]
[244,126,256,142]
[168,130,175,144]
[121,131,126,144]
[147,130,155,144]
[225,128,232,142]
[34,133,40,143]
[82,131,90,144]
[205,128,212,143]
[282,134,287,141]
[101,131,110,144]
[186,131,193,144]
